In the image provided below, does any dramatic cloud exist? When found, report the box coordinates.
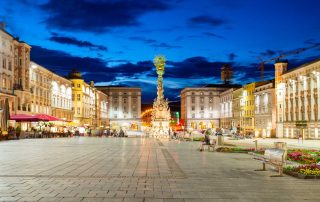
[129,36,181,49]
[49,33,108,51]
[40,0,170,32]
[30,45,319,102]
[260,49,277,57]
[203,32,225,39]
[151,43,181,49]
[189,15,227,27]
[129,36,157,44]
[228,53,237,61]
[30,45,152,82]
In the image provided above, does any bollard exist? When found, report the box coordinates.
[253,140,258,151]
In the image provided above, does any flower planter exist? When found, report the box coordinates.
[284,169,320,179]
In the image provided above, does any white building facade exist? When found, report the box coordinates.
[277,59,320,139]
[220,88,237,129]
[181,84,241,130]
[96,86,141,130]
[254,80,276,138]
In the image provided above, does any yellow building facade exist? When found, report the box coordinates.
[69,70,95,126]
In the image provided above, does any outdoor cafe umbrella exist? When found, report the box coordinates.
[34,114,61,122]
[10,114,40,122]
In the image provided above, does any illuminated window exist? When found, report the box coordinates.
[191,97,195,103]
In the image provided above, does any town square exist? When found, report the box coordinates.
[1,0,320,201]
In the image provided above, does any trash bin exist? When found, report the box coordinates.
[216,135,224,146]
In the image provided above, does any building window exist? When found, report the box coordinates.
[77,84,80,88]
[77,107,80,114]
[77,94,81,101]
[3,58,6,69]
[200,97,204,103]
[200,106,204,111]
[209,97,213,103]
[191,97,195,104]
[123,98,127,104]
[191,106,195,111]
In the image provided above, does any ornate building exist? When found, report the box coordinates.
[95,86,141,130]
[276,59,320,139]
[29,62,52,115]
[51,69,73,121]
[181,84,241,130]
[254,80,276,138]
[232,88,243,132]
[95,90,108,127]
[0,23,31,117]
[68,70,96,126]
[0,23,15,118]
[220,88,238,129]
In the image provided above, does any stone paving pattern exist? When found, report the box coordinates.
[0,137,320,201]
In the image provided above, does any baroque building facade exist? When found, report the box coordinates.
[51,69,73,121]
[29,62,52,115]
[232,88,243,132]
[68,70,96,126]
[0,23,31,117]
[0,23,15,118]
[95,90,108,127]
[96,86,141,130]
[220,88,238,129]
[181,84,241,130]
[276,59,320,139]
[254,80,276,138]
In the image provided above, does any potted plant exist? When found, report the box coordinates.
[15,126,21,140]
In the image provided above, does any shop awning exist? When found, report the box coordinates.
[10,114,40,122]
[34,114,61,121]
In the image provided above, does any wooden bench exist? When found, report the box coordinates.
[252,148,285,177]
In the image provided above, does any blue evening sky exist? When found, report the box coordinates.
[1,0,319,102]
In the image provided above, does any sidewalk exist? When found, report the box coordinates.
[223,137,320,150]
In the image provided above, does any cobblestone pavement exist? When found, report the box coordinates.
[0,137,320,202]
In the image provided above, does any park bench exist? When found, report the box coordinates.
[251,148,285,177]
[199,139,216,152]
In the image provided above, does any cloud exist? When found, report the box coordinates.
[129,36,181,49]
[260,49,277,57]
[189,15,227,27]
[49,32,108,51]
[203,32,225,39]
[40,0,170,32]
[30,45,152,82]
[228,53,237,61]
[129,36,157,44]
[151,42,181,49]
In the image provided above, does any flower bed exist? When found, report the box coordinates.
[216,147,256,153]
[287,149,320,164]
[285,164,320,179]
